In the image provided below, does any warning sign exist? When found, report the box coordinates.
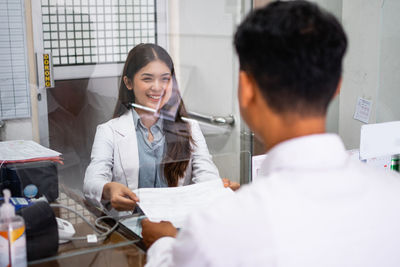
[43,53,54,88]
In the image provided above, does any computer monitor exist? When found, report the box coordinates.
[359,121,400,160]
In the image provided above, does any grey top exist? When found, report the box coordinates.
[132,109,168,188]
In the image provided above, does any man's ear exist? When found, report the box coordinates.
[123,76,133,90]
[239,71,256,109]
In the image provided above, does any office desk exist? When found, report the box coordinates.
[28,187,146,267]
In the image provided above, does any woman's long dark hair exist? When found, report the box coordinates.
[114,43,193,187]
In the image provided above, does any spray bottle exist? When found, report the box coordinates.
[0,189,27,267]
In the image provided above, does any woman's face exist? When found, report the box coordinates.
[126,60,172,111]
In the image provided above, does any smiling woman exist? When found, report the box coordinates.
[128,60,173,112]
[123,59,173,117]
[83,43,230,216]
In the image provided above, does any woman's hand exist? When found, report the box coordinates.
[222,178,240,191]
[141,219,178,249]
[102,182,139,211]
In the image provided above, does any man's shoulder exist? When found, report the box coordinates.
[177,182,276,264]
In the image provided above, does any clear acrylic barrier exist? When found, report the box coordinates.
[0,1,253,265]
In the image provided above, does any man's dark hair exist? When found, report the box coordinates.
[234,0,347,116]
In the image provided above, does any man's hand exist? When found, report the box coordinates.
[222,178,241,191]
[141,219,178,249]
[102,182,139,211]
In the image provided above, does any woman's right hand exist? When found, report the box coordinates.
[102,182,139,211]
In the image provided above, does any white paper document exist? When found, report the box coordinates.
[0,140,61,162]
[134,179,234,228]
[354,97,372,124]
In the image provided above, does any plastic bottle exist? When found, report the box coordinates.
[390,154,400,172]
[0,189,27,267]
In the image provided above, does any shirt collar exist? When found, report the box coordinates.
[131,108,163,131]
[259,133,349,176]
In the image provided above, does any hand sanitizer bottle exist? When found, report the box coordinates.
[0,189,27,267]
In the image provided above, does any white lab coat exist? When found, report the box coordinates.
[83,110,220,214]
[146,134,400,267]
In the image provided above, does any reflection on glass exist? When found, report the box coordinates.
[0,0,251,264]
[84,44,221,216]
[47,79,115,191]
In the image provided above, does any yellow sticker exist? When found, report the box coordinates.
[43,53,52,88]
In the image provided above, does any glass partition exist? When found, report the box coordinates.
[0,2,252,257]
[4,0,400,263]
[35,0,253,200]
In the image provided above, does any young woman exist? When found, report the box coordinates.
[83,44,236,215]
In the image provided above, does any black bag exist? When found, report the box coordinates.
[16,201,59,261]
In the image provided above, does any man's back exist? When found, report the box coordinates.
[142,2,400,266]
[164,134,400,266]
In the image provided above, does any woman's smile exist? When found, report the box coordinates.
[146,91,165,101]
[129,60,173,111]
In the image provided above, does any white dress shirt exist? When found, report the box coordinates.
[146,134,400,267]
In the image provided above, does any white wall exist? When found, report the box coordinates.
[376,0,400,123]
[310,0,342,20]
[310,0,343,134]
[339,0,383,149]
[312,0,400,150]
[168,0,247,182]
[0,119,33,141]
